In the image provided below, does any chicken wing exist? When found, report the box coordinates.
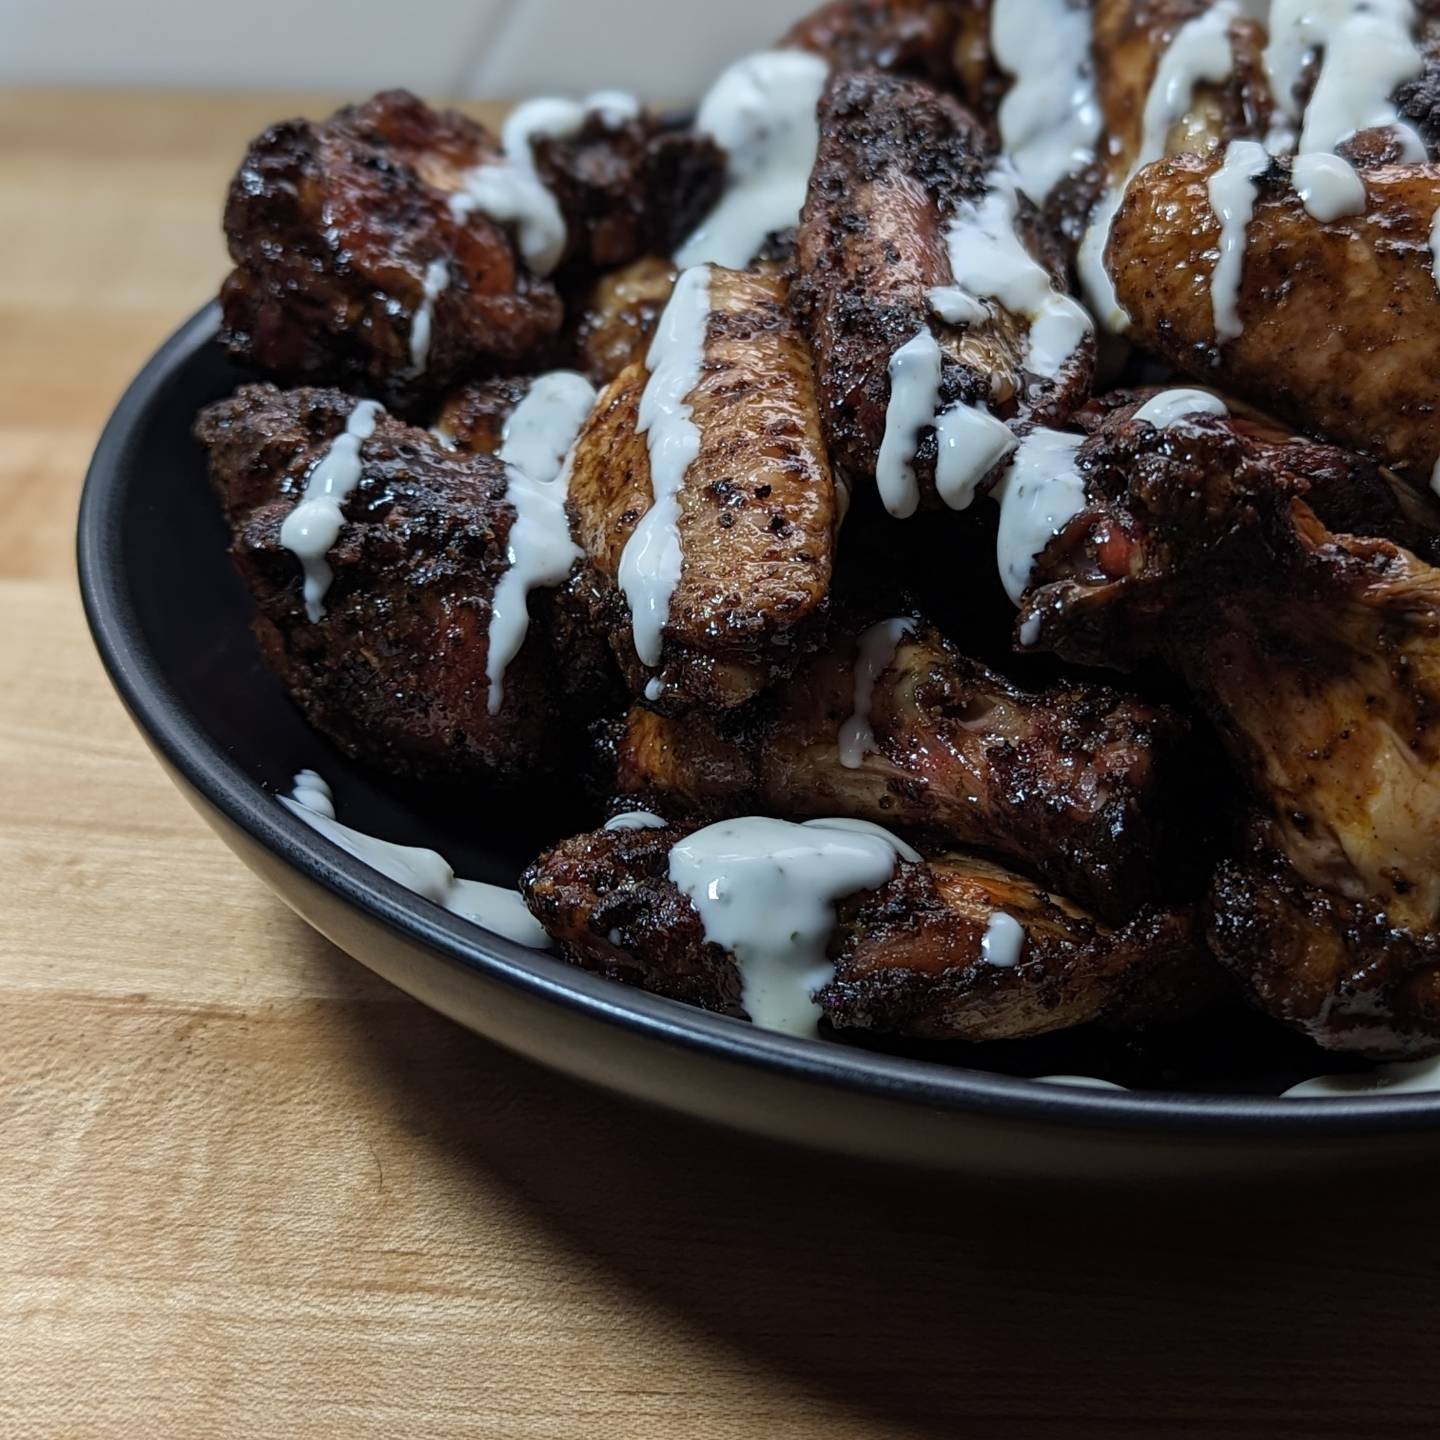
[521,818,1207,1041]
[220,90,720,406]
[194,383,574,782]
[1108,153,1440,486]
[791,69,1094,516]
[1018,397,1440,1054]
[565,265,838,710]
[603,615,1186,920]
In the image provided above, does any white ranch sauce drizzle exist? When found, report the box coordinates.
[406,259,450,377]
[1264,0,1424,161]
[991,0,1101,201]
[1078,0,1243,332]
[994,428,1088,604]
[1291,151,1367,221]
[1133,388,1230,427]
[837,617,916,769]
[1429,205,1440,293]
[980,911,1025,968]
[603,810,668,831]
[1282,1055,1440,1097]
[1207,139,1270,343]
[619,264,712,668]
[932,166,1092,379]
[674,50,830,270]
[668,816,920,1035]
[450,91,639,277]
[486,372,595,713]
[280,399,383,624]
[935,400,1020,511]
[282,772,550,949]
[875,328,944,520]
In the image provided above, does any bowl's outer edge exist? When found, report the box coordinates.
[74,303,1440,1175]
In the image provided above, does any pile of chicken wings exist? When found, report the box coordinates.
[194,0,1440,1070]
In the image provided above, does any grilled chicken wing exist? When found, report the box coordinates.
[1018,398,1440,1055]
[195,383,573,782]
[565,265,838,710]
[521,818,1206,1040]
[791,70,1094,516]
[220,90,720,406]
[1108,153,1440,487]
[603,616,1186,920]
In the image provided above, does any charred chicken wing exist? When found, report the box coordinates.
[565,265,839,710]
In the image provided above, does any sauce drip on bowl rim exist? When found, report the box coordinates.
[282,772,550,949]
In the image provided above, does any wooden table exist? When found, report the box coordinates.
[3,89,1439,1439]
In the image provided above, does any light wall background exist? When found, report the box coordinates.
[1,0,819,101]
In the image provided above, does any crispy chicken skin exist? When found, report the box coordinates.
[604,616,1186,920]
[220,90,721,405]
[221,91,562,404]
[521,820,1204,1040]
[1108,153,1440,486]
[194,383,566,782]
[1091,0,1273,186]
[823,859,1213,1040]
[1018,400,1440,1054]
[1209,862,1440,1060]
[782,0,962,85]
[565,266,838,710]
[571,256,677,386]
[791,70,1094,509]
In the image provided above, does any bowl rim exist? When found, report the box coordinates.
[76,301,1440,1142]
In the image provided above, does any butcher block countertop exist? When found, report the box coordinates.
[3,88,1440,1440]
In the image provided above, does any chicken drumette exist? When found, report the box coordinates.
[220,89,721,406]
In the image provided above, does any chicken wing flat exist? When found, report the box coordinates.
[221,90,721,406]
[791,69,1094,514]
[195,383,568,782]
[1108,154,1440,486]
[565,265,838,710]
[782,0,962,86]
[1017,398,1440,1054]
[603,616,1186,920]
[521,818,1204,1041]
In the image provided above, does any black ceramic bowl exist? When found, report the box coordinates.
[78,305,1440,1178]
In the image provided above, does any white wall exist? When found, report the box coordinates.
[0,0,819,101]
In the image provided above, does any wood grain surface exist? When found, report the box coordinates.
[3,89,1439,1440]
